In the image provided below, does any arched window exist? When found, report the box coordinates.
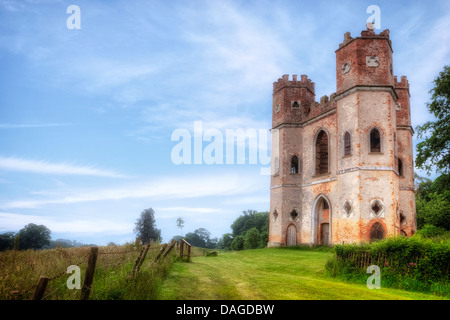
[315,130,329,174]
[344,132,351,156]
[398,158,403,177]
[370,128,381,153]
[370,222,385,242]
[290,156,299,174]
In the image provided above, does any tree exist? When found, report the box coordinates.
[217,233,233,250]
[231,235,244,251]
[244,227,261,250]
[415,173,450,230]
[416,65,450,176]
[176,217,184,237]
[17,224,51,250]
[134,208,161,244]
[184,228,216,248]
[230,210,269,237]
[0,232,15,251]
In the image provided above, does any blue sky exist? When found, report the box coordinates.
[0,0,449,245]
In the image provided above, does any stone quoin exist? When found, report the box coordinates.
[268,23,416,247]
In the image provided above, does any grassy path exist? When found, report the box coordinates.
[157,248,446,300]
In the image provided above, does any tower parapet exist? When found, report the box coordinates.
[273,74,315,95]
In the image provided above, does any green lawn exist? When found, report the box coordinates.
[157,247,447,300]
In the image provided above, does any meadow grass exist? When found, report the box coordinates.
[157,247,448,300]
[0,243,177,300]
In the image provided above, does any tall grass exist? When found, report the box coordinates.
[0,242,177,300]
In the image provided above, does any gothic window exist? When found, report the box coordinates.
[290,209,299,221]
[398,158,403,177]
[370,199,384,217]
[290,156,299,174]
[370,128,381,153]
[292,101,300,109]
[273,210,279,222]
[344,132,351,156]
[370,222,385,242]
[343,200,352,216]
[315,130,329,174]
[399,212,406,225]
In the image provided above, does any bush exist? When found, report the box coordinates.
[327,236,450,296]
[415,224,446,238]
[244,228,261,250]
[231,235,244,251]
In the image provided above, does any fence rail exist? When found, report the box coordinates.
[5,240,180,300]
[3,238,194,300]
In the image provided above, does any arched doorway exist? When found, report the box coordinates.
[369,222,385,242]
[286,224,297,246]
[311,195,332,245]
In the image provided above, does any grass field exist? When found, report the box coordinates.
[157,247,447,300]
[0,243,176,300]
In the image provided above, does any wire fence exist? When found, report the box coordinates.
[3,239,186,300]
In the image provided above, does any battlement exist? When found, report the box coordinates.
[273,74,315,95]
[394,75,409,89]
[338,23,391,49]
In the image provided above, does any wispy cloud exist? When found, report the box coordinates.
[0,212,132,234]
[0,172,263,209]
[0,156,127,178]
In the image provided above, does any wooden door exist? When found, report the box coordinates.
[286,225,297,246]
[321,223,329,245]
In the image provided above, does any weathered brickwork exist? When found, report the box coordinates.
[268,24,416,246]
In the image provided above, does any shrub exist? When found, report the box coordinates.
[414,224,446,238]
[231,235,244,251]
[244,227,261,250]
[328,236,450,296]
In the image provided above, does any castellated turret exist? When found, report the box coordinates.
[268,24,416,247]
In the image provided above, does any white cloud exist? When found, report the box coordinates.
[0,156,127,178]
[0,212,131,234]
[0,172,263,209]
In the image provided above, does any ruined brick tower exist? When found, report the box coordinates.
[268,24,416,247]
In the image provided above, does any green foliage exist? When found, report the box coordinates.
[416,191,450,230]
[231,235,244,251]
[134,208,161,244]
[217,233,233,250]
[227,209,269,250]
[184,228,217,249]
[17,223,51,250]
[327,235,450,296]
[415,173,450,230]
[415,224,446,238]
[230,210,269,237]
[244,227,261,250]
[0,232,15,251]
[416,65,450,176]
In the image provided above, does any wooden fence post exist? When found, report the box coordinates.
[32,276,49,300]
[136,244,150,273]
[80,247,98,300]
[154,243,168,263]
[163,240,176,259]
[131,245,146,277]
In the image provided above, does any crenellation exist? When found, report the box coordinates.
[269,25,416,248]
[273,74,315,95]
